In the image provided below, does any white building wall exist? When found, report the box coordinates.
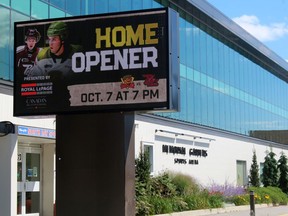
[0,133,17,216]
[135,114,288,187]
[0,85,55,129]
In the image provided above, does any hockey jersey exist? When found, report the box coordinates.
[16,45,41,75]
[30,44,82,78]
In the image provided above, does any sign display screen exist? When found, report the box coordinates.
[14,8,179,116]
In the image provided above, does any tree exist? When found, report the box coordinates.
[249,150,260,187]
[278,152,288,194]
[262,150,278,187]
[135,150,152,216]
[135,150,151,185]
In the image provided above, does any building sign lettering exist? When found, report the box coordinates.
[162,144,208,165]
[189,148,208,157]
[162,144,186,155]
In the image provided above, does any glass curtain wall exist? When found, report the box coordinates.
[158,1,288,142]
[1,0,288,143]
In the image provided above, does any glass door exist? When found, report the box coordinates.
[17,147,41,216]
[236,160,247,186]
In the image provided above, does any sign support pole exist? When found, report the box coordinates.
[55,112,135,216]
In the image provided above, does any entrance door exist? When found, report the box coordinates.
[17,147,41,216]
[236,160,247,186]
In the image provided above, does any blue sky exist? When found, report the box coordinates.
[206,0,288,61]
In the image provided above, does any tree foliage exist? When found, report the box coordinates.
[278,152,288,194]
[135,150,152,215]
[135,150,151,185]
[262,150,278,187]
[249,150,260,187]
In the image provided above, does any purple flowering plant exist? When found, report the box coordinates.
[207,181,246,201]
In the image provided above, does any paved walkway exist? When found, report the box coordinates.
[156,205,288,216]
[208,205,288,216]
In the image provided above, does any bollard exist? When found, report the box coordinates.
[250,190,255,216]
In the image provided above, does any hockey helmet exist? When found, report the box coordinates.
[47,21,68,40]
[25,28,41,43]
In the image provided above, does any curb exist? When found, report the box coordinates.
[155,204,269,216]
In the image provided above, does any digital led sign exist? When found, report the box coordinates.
[14,8,179,116]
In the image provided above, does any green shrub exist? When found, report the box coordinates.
[249,186,288,205]
[150,173,177,198]
[171,173,200,196]
[135,172,227,215]
[171,173,199,194]
[231,194,250,206]
[135,148,288,215]
[136,198,152,216]
[250,187,272,204]
[264,187,288,205]
[208,192,224,208]
[183,190,210,210]
[148,196,173,214]
[135,178,152,215]
[170,196,189,212]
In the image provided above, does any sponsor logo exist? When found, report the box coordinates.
[143,74,159,87]
[26,97,47,107]
[120,75,135,89]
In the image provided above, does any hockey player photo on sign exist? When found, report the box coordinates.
[29,21,83,79]
[16,28,41,77]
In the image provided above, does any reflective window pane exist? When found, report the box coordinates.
[143,0,152,9]
[0,63,9,80]
[50,0,65,10]
[50,6,65,18]
[109,0,120,12]
[0,6,10,70]
[26,153,40,182]
[0,0,9,6]
[67,0,81,15]
[95,0,108,14]
[17,192,22,214]
[17,161,22,181]
[179,17,186,65]
[132,0,142,10]
[81,0,95,15]
[11,0,30,15]
[120,0,132,11]
[26,192,40,214]
[11,11,30,81]
[32,0,49,19]
[152,1,162,8]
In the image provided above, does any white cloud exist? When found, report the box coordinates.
[232,15,288,42]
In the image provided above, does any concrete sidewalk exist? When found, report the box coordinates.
[156,204,288,216]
